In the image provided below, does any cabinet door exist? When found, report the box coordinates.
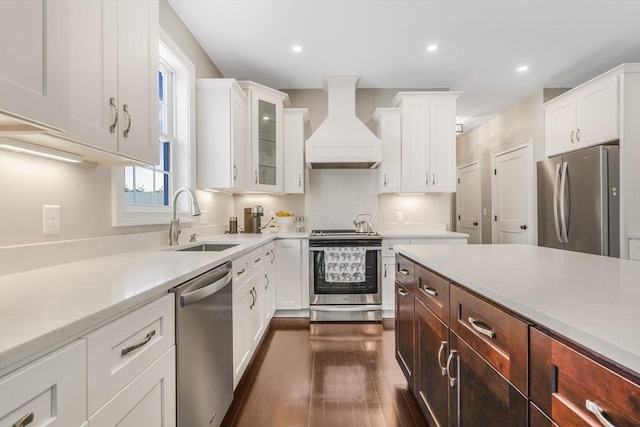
[250,93,283,192]
[576,76,619,148]
[0,341,86,427]
[232,284,252,389]
[401,97,430,192]
[116,0,158,164]
[429,98,457,192]
[0,0,68,131]
[544,96,577,157]
[414,300,449,427]
[381,257,396,311]
[395,282,414,386]
[377,111,402,194]
[249,274,264,350]
[231,84,247,190]
[275,239,302,310]
[88,347,176,427]
[283,110,306,194]
[448,333,528,427]
[67,0,118,153]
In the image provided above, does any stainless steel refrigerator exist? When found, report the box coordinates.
[537,145,619,257]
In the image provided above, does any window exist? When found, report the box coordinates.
[111,31,196,226]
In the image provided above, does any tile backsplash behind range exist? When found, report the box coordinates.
[306,169,378,230]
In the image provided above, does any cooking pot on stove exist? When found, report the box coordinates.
[353,214,374,234]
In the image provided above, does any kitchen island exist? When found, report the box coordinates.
[394,243,639,426]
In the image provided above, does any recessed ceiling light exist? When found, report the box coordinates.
[426,45,438,52]
[292,45,303,53]
[517,65,529,73]
[263,116,270,120]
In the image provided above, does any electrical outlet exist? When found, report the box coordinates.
[396,211,404,222]
[483,208,487,216]
[43,205,60,235]
[269,211,276,220]
[200,210,208,224]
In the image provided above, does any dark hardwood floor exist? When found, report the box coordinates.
[222,318,427,427]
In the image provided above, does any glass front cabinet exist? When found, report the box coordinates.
[239,82,290,193]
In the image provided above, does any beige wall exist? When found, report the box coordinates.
[456,90,546,243]
[0,0,231,247]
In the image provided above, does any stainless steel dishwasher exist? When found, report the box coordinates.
[171,262,233,427]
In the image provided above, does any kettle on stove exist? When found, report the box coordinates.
[353,214,374,234]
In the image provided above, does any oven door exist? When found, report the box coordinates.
[309,246,381,305]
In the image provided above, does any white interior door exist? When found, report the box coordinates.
[457,161,481,244]
[492,143,534,244]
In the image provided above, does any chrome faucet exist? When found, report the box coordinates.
[169,188,201,246]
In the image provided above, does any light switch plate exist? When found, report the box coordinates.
[43,205,60,234]
[396,211,404,222]
[200,210,208,224]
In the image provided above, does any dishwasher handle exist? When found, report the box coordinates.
[178,264,232,307]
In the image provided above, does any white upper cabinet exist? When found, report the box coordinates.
[543,73,619,157]
[197,79,247,192]
[66,0,159,165]
[391,92,461,193]
[0,0,69,131]
[373,108,402,194]
[239,81,290,193]
[283,108,309,194]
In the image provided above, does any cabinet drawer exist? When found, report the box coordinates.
[530,328,640,427]
[415,264,450,324]
[233,253,251,290]
[382,239,410,257]
[395,254,415,292]
[530,402,558,427]
[86,294,175,415]
[250,247,264,274]
[0,341,86,427]
[449,284,528,394]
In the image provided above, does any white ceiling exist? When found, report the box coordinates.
[168,0,640,130]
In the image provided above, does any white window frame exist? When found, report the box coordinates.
[111,30,196,226]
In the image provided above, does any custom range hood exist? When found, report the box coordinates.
[305,76,381,169]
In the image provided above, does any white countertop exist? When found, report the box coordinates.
[380,231,468,239]
[395,244,640,374]
[0,233,297,375]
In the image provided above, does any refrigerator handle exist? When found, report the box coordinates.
[559,161,569,243]
[553,163,562,243]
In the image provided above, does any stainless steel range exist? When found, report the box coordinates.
[309,229,382,322]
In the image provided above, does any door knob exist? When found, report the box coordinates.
[473,222,478,226]
[520,225,528,230]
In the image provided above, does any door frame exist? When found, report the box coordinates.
[456,160,481,243]
[490,139,536,244]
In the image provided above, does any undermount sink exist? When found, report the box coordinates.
[176,243,239,252]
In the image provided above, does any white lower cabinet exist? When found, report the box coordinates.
[0,340,87,427]
[275,239,303,310]
[87,347,175,427]
[382,257,396,312]
[232,279,252,389]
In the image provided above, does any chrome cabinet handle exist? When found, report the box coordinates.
[383,173,387,186]
[398,288,408,297]
[570,130,575,143]
[423,286,438,297]
[236,267,246,276]
[586,400,615,427]
[468,317,496,339]
[109,97,118,133]
[437,341,448,376]
[12,413,34,427]
[264,273,269,290]
[576,128,581,142]
[123,104,132,137]
[298,174,302,187]
[233,165,238,180]
[249,288,257,309]
[255,171,258,184]
[446,350,458,387]
[254,257,261,264]
[426,173,429,186]
[384,264,387,278]
[121,330,156,356]
[432,172,436,186]
[398,268,410,276]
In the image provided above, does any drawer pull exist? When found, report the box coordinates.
[121,330,156,356]
[586,400,615,427]
[446,350,458,387]
[13,413,34,427]
[468,317,496,339]
[398,288,408,297]
[236,267,246,276]
[398,268,410,276]
[423,286,438,297]
[254,257,261,264]
[437,341,448,376]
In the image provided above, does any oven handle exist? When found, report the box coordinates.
[310,305,381,312]
[310,246,382,251]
